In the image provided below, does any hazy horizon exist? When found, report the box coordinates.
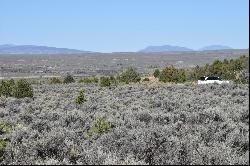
[0,0,249,53]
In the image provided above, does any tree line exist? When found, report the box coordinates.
[154,55,249,83]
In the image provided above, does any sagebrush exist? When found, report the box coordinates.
[0,83,248,165]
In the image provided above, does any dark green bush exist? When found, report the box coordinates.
[143,77,150,82]
[50,77,61,84]
[92,77,99,83]
[88,117,114,137]
[109,76,118,86]
[0,79,33,98]
[63,74,75,84]
[100,77,111,87]
[159,66,186,83]
[12,79,33,98]
[119,67,141,84]
[0,79,15,97]
[75,89,87,105]
[0,123,11,135]
[153,69,160,78]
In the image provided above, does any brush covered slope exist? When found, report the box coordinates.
[0,83,249,165]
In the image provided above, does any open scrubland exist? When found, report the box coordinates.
[0,82,249,165]
[0,49,248,78]
[0,50,249,165]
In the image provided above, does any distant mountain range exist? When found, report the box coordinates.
[0,44,90,54]
[0,44,241,54]
[139,44,234,52]
[139,45,193,52]
[199,45,233,51]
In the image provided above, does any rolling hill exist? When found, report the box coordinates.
[0,44,90,54]
[139,45,193,52]
[199,45,233,51]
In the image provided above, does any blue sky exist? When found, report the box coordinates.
[0,0,249,52]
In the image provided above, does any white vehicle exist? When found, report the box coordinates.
[198,76,230,85]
